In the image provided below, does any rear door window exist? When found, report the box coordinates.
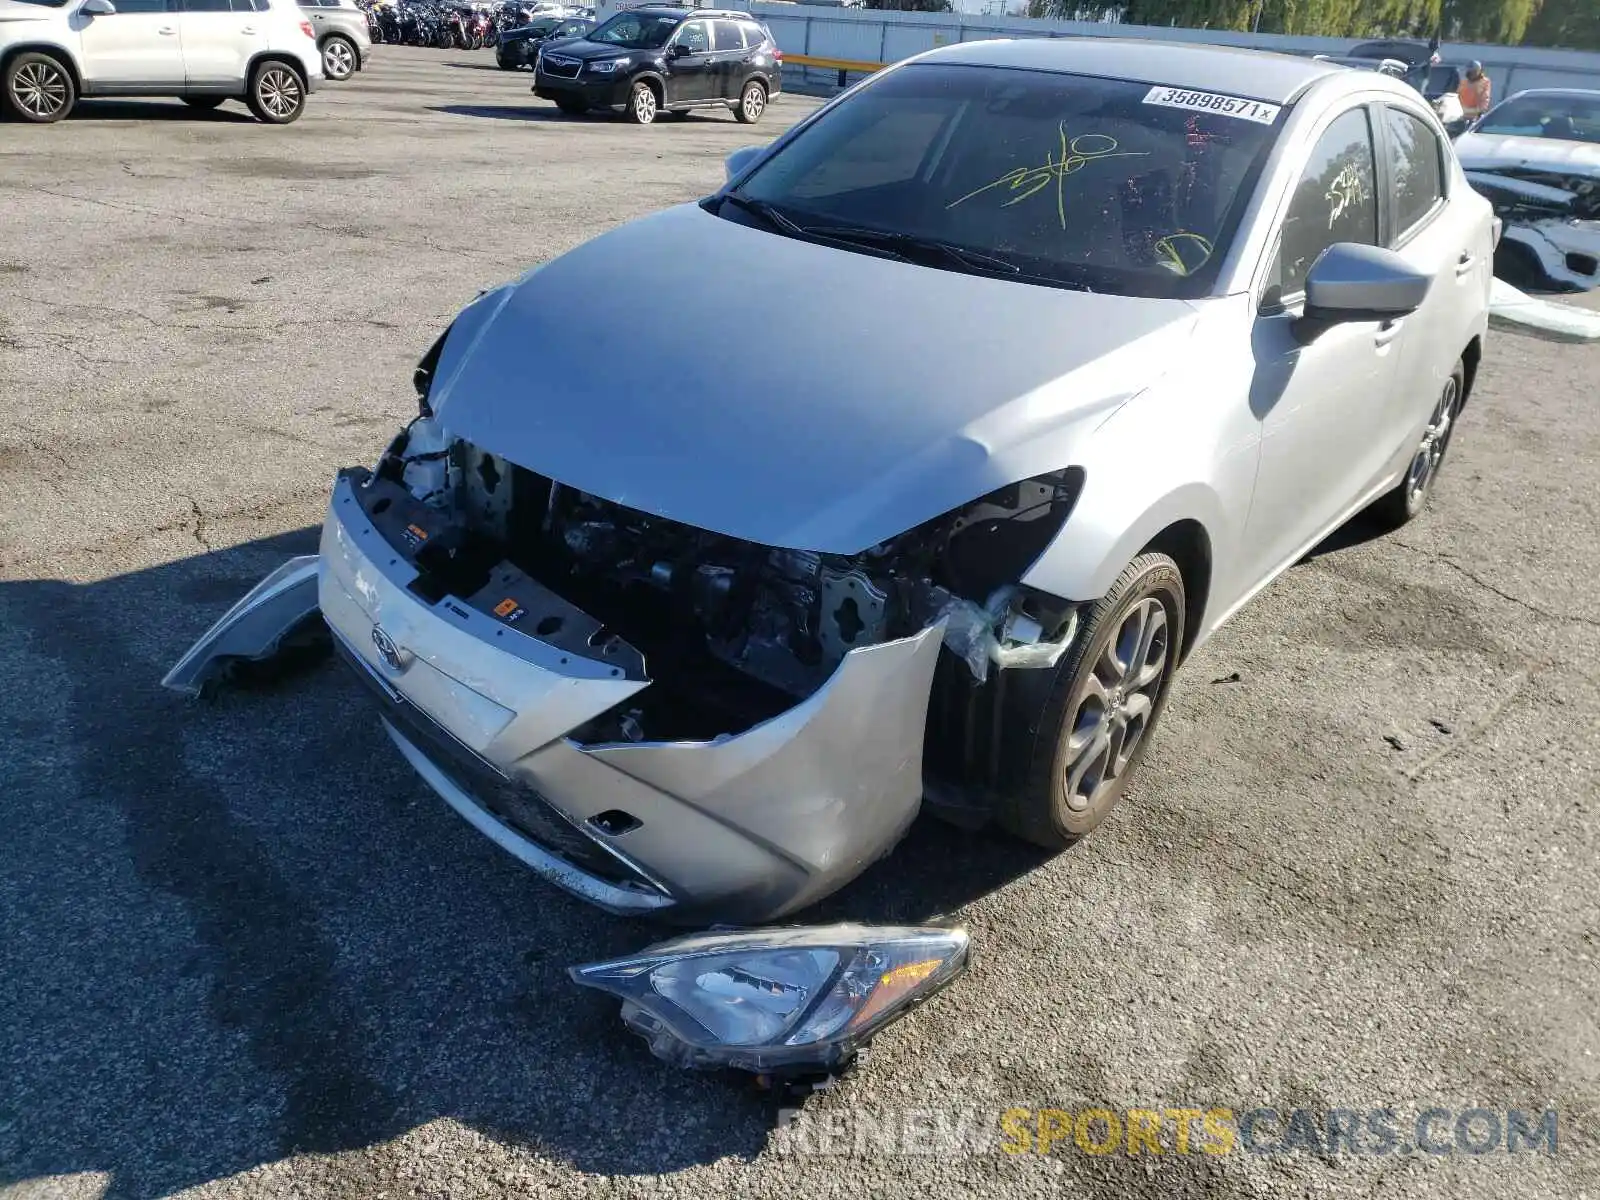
[1382,106,1445,241]
[712,19,745,52]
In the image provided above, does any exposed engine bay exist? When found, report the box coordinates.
[370,417,1082,748]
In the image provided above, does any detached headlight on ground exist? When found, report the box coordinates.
[569,924,969,1075]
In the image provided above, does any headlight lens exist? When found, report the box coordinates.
[570,924,968,1075]
[587,57,628,73]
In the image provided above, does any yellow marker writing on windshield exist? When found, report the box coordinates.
[947,122,1148,229]
[1153,231,1214,277]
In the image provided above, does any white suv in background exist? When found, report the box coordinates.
[0,0,323,124]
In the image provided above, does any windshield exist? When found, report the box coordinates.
[1476,94,1600,144]
[728,63,1283,298]
[586,11,677,49]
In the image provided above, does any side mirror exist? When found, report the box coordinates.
[669,42,691,58]
[1295,242,1431,342]
[723,143,767,182]
[82,0,115,14]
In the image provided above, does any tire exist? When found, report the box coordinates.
[181,96,225,110]
[624,79,657,125]
[555,97,587,115]
[246,60,306,124]
[2,51,76,124]
[994,553,1187,849]
[1367,359,1465,529]
[321,34,357,81]
[733,78,766,124]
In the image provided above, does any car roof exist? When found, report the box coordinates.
[625,5,750,17]
[921,38,1341,104]
[1502,87,1600,98]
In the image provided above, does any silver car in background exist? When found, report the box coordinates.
[172,39,1493,925]
[296,0,370,80]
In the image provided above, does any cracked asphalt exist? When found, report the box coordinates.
[2,46,1598,1200]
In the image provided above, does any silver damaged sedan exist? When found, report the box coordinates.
[169,38,1494,924]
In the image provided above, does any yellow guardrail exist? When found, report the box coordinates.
[781,53,887,74]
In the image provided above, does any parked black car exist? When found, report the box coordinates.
[533,5,780,125]
[497,15,592,70]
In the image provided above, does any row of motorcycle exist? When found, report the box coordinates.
[358,2,557,50]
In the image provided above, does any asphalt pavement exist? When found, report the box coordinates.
[0,47,1596,1200]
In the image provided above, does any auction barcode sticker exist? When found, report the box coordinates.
[1142,86,1282,124]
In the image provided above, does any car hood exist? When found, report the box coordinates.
[539,38,638,62]
[1455,131,1600,175]
[429,204,1199,554]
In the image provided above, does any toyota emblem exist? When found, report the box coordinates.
[371,625,406,673]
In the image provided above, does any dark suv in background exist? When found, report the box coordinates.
[533,5,780,125]
[497,15,592,70]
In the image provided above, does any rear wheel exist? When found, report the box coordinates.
[246,60,305,124]
[624,79,657,125]
[2,51,75,124]
[1368,360,1465,529]
[994,553,1186,849]
[734,78,766,124]
[322,34,357,81]
[182,96,225,110]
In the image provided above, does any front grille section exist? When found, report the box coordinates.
[335,641,651,889]
[541,55,580,78]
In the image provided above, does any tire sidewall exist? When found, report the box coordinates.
[1041,557,1186,840]
[736,79,765,123]
[627,80,656,124]
[1404,361,1466,520]
[322,35,355,81]
[249,61,305,124]
[4,52,75,124]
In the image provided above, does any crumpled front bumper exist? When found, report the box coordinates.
[318,474,944,924]
[1502,217,1600,291]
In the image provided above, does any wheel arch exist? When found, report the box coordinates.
[1021,479,1227,648]
[246,51,308,91]
[1,42,83,94]
[630,70,664,100]
[1138,519,1212,663]
[1459,335,1483,410]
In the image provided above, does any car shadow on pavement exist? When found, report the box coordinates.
[429,103,580,122]
[67,99,256,122]
[0,529,1047,1197]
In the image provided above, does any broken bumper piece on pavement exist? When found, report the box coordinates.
[160,555,325,696]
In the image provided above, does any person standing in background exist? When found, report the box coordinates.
[1459,61,1492,120]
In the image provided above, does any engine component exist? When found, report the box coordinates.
[819,568,888,664]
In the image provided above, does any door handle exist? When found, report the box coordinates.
[158,24,176,33]
[1455,251,1476,277]
[240,24,256,32]
[1374,318,1404,347]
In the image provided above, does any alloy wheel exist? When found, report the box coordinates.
[1063,596,1169,813]
[1406,374,1460,508]
[324,40,355,80]
[741,85,764,121]
[12,60,69,120]
[632,85,655,123]
[257,68,301,120]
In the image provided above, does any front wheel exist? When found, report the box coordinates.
[1368,360,1465,529]
[322,34,357,81]
[246,61,306,124]
[2,51,76,124]
[734,79,766,124]
[624,79,657,125]
[994,553,1186,849]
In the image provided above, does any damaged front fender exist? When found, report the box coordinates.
[160,555,324,696]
